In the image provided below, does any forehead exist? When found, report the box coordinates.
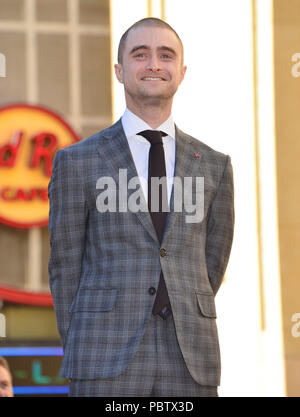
[125,26,181,52]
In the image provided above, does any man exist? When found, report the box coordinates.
[48,17,234,397]
[0,357,14,397]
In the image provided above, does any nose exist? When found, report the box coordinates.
[146,55,161,72]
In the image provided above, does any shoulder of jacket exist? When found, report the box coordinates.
[176,126,230,161]
[54,120,122,159]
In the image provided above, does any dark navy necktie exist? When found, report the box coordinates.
[138,130,171,318]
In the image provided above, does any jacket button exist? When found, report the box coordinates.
[148,287,156,295]
[160,248,167,257]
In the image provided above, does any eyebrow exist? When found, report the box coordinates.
[130,45,177,56]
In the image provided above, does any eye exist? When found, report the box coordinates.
[161,54,172,60]
[134,53,146,58]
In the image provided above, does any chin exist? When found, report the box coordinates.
[141,89,176,101]
[141,94,172,105]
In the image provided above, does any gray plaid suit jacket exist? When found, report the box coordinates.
[48,119,234,387]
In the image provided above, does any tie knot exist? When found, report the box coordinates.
[138,130,167,145]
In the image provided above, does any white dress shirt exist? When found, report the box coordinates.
[121,108,176,205]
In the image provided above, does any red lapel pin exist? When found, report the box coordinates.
[194,153,200,158]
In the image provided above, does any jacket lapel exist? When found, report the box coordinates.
[96,119,159,244]
[161,126,204,244]
[96,120,204,246]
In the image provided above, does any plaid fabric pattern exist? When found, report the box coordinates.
[69,313,218,397]
[48,119,234,387]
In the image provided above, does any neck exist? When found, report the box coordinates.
[126,97,173,129]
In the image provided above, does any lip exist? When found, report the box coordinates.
[141,76,167,81]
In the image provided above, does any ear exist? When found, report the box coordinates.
[180,65,187,84]
[114,63,124,84]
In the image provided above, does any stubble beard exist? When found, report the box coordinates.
[126,84,177,107]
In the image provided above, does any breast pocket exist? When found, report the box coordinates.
[69,288,118,313]
[195,291,217,318]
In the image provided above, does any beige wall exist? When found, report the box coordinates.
[274,0,300,397]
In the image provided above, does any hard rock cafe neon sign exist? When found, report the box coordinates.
[0,103,80,228]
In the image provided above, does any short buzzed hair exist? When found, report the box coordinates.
[117,17,184,65]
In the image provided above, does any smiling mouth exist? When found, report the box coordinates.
[141,77,166,81]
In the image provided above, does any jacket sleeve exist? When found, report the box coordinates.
[48,148,88,347]
[205,155,234,295]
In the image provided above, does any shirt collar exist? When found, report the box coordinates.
[121,108,175,140]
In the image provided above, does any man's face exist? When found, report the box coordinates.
[115,26,187,106]
[0,366,13,397]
